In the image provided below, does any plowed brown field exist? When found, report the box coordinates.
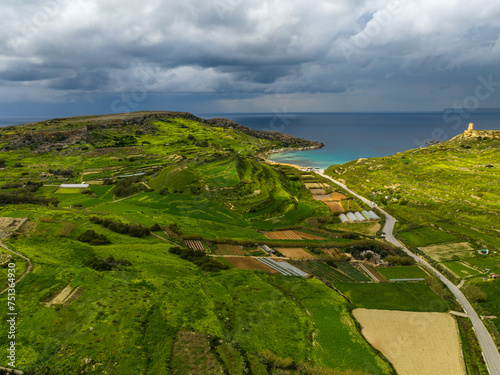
[325,201,344,213]
[226,257,278,274]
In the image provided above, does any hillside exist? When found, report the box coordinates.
[325,127,500,351]
[0,111,328,238]
[0,112,409,374]
[325,129,500,251]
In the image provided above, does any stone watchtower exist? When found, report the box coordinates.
[464,123,475,136]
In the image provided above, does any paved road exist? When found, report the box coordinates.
[317,171,500,375]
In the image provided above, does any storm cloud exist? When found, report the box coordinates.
[1,0,500,115]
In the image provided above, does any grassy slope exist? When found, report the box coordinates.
[335,282,449,312]
[326,132,500,348]
[0,113,390,374]
[326,135,500,251]
[0,114,329,239]
[0,206,391,374]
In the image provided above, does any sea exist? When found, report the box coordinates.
[201,112,500,168]
[1,112,499,168]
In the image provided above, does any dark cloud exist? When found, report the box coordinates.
[1,0,500,115]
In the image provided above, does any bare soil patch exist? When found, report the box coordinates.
[312,194,332,200]
[325,201,344,213]
[264,230,302,240]
[353,309,465,375]
[0,217,30,239]
[226,257,278,274]
[275,248,315,259]
[304,182,328,189]
[330,192,347,201]
[420,242,474,262]
[215,244,245,255]
[293,231,326,240]
[45,283,82,307]
[309,189,326,195]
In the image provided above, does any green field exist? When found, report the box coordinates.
[397,226,458,247]
[2,112,495,372]
[442,261,483,279]
[476,281,500,335]
[0,207,393,373]
[335,282,449,312]
[377,266,428,280]
[0,112,401,374]
[463,255,500,275]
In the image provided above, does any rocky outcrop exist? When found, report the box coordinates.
[460,123,500,139]
[206,118,324,149]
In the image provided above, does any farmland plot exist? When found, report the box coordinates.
[226,257,277,274]
[309,189,326,195]
[264,230,302,240]
[215,244,245,255]
[275,248,315,259]
[338,262,371,282]
[184,240,207,252]
[291,261,354,282]
[256,258,309,277]
[420,242,475,262]
[353,309,465,375]
[325,201,344,213]
[293,231,326,240]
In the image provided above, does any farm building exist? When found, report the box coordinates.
[354,212,366,221]
[479,249,489,255]
[490,273,499,279]
[259,245,276,255]
[59,184,89,189]
[346,212,358,222]
[116,172,145,179]
[339,214,349,223]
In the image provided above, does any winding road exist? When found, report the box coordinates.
[317,170,500,375]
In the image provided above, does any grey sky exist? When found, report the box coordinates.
[1,0,500,116]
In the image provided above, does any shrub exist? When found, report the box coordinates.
[0,192,58,207]
[150,223,161,231]
[82,256,130,271]
[77,230,111,245]
[385,255,415,266]
[462,284,488,303]
[90,216,150,237]
[168,247,228,272]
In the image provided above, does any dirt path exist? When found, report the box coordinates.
[0,241,32,294]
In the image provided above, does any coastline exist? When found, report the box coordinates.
[260,144,324,170]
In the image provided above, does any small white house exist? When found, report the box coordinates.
[59,184,89,189]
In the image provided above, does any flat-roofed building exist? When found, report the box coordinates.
[59,184,89,189]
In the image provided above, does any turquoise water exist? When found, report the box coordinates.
[202,112,500,168]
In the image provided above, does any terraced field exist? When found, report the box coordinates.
[215,244,245,255]
[291,261,354,282]
[338,262,371,282]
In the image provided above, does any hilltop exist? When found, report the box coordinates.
[0,111,322,153]
[325,126,500,358]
